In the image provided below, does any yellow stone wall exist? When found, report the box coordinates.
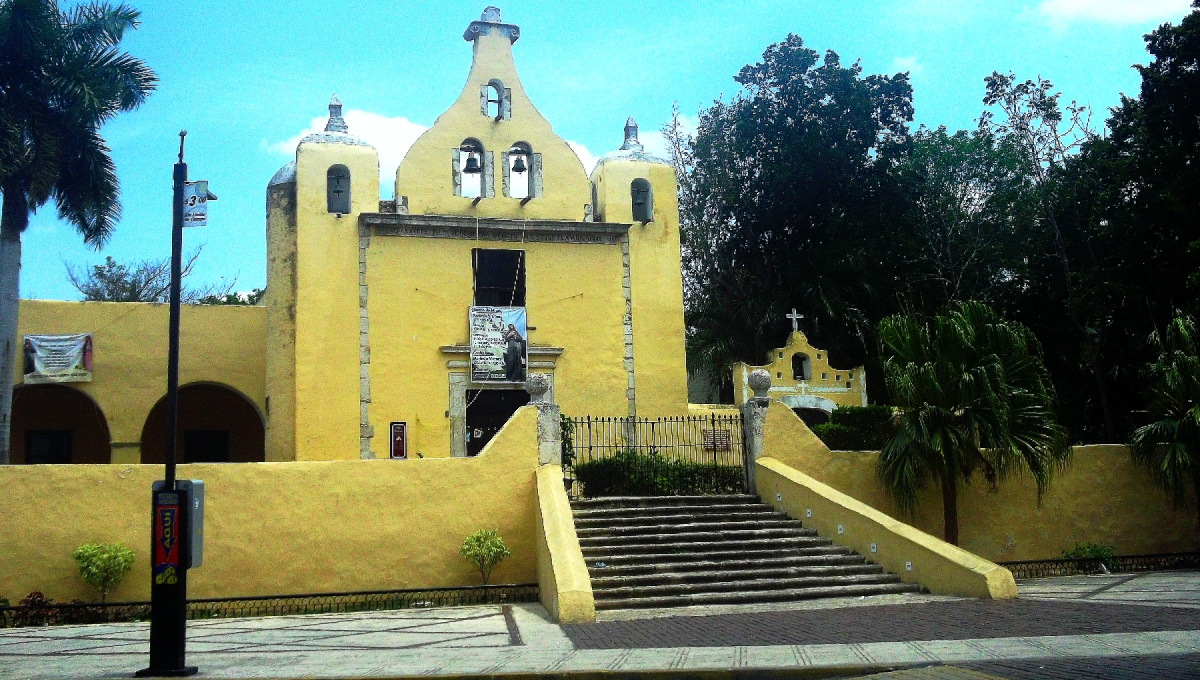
[0,405,539,603]
[364,234,628,458]
[734,331,867,409]
[265,180,297,462]
[592,158,689,417]
[762,401,1200,561]
[394,25,590,221]
[292,139,379,460]
[13,300,266,463]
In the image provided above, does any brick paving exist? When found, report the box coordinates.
[563,599,1200,648]
[962,653,1200,679]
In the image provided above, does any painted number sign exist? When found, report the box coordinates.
[153,493,181,585]
[183,181,210,227]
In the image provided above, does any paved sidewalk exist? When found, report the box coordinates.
[0,572,1197,679]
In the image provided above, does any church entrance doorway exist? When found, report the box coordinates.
[465,388,530,456]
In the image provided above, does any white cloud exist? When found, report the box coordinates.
[1039,0,1191,24]
[567,141,600,176]
[890,56,924,78]
[640,113,697,161]
[272,110,428,192]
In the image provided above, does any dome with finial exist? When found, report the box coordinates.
[597,116,671,166]
[297,94,372,148]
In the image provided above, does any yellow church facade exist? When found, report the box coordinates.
[10,7,689,465]
[732,331,868,419]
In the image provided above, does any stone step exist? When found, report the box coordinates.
[593,581,923,610]
[585,553,868,575]
[583,544,848,565]
[573,509,786,528]
[570,495,762,511]
[580,536,830,556]
[590,563,886,589]
[592,572,904,600]
[578,527,817,547]
[575,518,801,538]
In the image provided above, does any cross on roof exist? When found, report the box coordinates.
[786,308,803,333]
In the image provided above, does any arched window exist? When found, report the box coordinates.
[480,79,511,120]
[327,165,351,213]
[502,142,541,201]
[792,353,812,381]
[455,139,493,199]
[631,178,652,222]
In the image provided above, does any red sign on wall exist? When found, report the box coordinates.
[153,493,180,585]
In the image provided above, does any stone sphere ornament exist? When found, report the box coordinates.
[748,369,772,399]
[524,373,549,402]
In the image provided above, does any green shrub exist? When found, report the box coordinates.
[812,405,894,450]
[1061,541,1116,562]
[71,543,135,602]
[460,530,511,585]
[572,449,745,497]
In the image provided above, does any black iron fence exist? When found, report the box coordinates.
[562,413,747,499]
[999,552,1200,580]
[0,583,538,628]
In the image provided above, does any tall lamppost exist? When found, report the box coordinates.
[138,131,212,677]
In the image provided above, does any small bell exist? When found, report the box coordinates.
[463,154,482,174]
[512,155,527,174]
[633,194,646,207]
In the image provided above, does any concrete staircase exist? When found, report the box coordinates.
[572,494,922,610]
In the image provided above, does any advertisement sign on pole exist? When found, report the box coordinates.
[22,333,92,384]
[469,306,527,383]
[182,181,210,227]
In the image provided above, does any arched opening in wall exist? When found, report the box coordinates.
[457,139,484,199]
[631,178,652,223]
[327,164,351,214]
[792,408,830,427]
[140,383,265,464]
[792,353,811,381]
[10,385,111,464]
[485,82,501,119]
[506,142,531,199]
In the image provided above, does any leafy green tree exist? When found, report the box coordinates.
[877,302,1070,545]
[1129,315,1200,536]
[71,542,134,601]
[671,35,913,396]
[0,0,156,463]
[459,530,510,585]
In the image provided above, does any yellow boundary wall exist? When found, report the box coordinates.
[762,401,1200,562]
[535,464,595,623]
[0,407,540,604]
[756,458,1017,599]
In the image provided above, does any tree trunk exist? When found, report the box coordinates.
[0,180,27,465]
[941,475,959,546]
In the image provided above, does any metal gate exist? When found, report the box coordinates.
[561,413,747,499]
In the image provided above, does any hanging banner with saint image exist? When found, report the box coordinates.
[469,306,527,383]
[23,333,93,384]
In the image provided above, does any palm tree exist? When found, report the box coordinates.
[1130,315,1200,536]
[877,301,1070,545]
[0,0,156,462]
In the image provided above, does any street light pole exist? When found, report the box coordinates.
[137,130,197,677]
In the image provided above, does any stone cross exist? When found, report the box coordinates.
[786,308,803,333]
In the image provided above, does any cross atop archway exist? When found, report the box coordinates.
[786,308,804,333]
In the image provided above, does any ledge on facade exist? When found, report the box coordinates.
[440,345,564,356]
[360,213,630,245]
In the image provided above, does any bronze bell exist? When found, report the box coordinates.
[633,194,646,207]
[511,155,527,174]
[462,154,482,174]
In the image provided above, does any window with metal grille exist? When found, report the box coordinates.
[472,249,525,307]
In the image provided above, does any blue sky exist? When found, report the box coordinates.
[18,0,1195,300]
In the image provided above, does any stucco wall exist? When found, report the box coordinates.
[15,300,266,463]
[762,401,1200,561]
[364,234,628,458]
[0,406,539,604]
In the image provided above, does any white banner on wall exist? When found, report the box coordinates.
[469,306,527,383]
[23,333,93,384]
